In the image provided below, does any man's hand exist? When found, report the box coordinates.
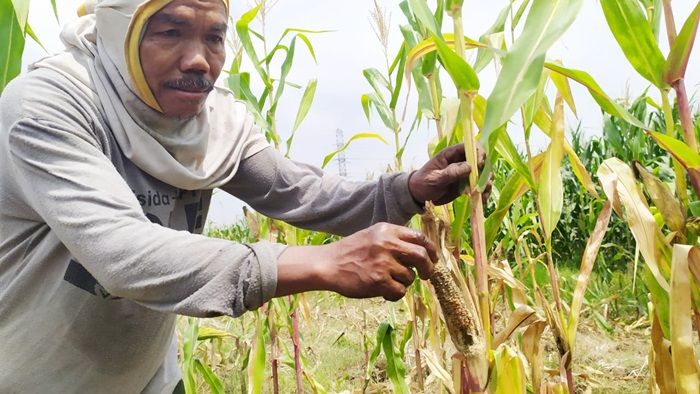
[408,144,490,206]
[276,223,437,301]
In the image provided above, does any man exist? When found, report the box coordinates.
[0,0,481,392]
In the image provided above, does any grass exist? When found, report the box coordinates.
[179,287,659,393]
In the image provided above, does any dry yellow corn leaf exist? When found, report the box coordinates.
[567,202,612,347]
[597,158,671,292]
[650,301,676,393]
[670,245,700,393]
[494,305,543,348]
[522,320,546,393]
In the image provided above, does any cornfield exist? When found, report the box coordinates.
[3,0,700,393]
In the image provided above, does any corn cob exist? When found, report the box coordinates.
[421,203,489,390]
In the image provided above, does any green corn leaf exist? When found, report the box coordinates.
[634,162,685,233]
[549,61,577,115]
[226,73,270,131]
[250,313,266,394]
[512,0,532,28]
[197,326,232,341]
[399,1,421,34]
[291,79,317,132]
[650,132,700,168]
[361,94,372,121]
[271,28,331,63]
[492,345,526,394]
[294,33,318,63]
[538,95,566,241]
[600,0,667,88]
[664,1,700,84]
[25,23,47,53]
[474,0,515,72]
[236,5,270,86]
[408,0,440,36]
[484,153,546,246]
[322,133,388,168]
[364,323,390,390]
[363,68,392,97]
[50,0,58,23]
[10,0,28,30]
[258,44,288,67]
[272,37,297,108]
[544,62,646,129]
[1,0,25,94]
[481,0,583,148]
[530,97,600,198]
[521,70,549,139]
[431,34,479,92]
[473,95,533,186]
[381,324,410,394]
[194,359,225,394]
[372,92,397,130]
[390,45,407,110]
[647,132,700,198]
[182,318,199,394]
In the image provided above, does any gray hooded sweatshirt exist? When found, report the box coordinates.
[0,64,422,394]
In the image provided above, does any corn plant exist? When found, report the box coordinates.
[394,0,623,392]
[565,1,700,391]
[1,0,47,93]
[192,2,334,392]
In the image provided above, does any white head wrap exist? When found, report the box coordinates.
[31,0,268,190]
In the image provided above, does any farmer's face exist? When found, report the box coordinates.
[140,0,227,118]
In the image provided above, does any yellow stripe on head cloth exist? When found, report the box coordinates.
[34,0,267,191]
[83,0,230,112]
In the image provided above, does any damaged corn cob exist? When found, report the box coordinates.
[421,203,489,391]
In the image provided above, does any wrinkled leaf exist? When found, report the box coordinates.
[597,158,670,292]
[567,202,613,346]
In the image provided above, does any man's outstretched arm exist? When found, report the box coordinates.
[223,145,479,236]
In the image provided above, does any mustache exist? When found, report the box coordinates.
[164,76,214,92]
